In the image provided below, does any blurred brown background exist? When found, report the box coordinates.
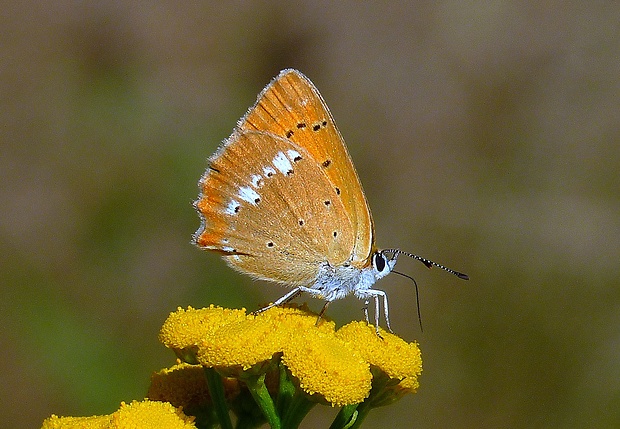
[2,2,619,428]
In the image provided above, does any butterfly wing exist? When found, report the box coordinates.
[238,69,375,267]
[194,130,356,285]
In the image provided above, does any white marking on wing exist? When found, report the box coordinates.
[287,150,301,161]
[238,186,260,205]
[263,166,276,177]
[224,200,240,215]
[273,151,293,174]
[250,174,263,187]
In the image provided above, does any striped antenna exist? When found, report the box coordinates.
[383,249,469,280]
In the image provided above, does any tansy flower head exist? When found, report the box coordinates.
[336,321,423,406]
[159,305,247,364]
[147,362,240,410]
[282,327,372,406]
[254,303,337,334]
[197,313,283,372]
[41,399,196,429]
[159,306,248,348]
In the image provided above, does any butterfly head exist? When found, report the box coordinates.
[369,249,399,281]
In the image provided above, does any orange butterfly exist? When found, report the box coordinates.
[194,69,467,334]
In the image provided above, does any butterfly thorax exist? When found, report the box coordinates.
[311,254,396,302]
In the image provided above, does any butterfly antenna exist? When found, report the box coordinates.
[392,270,423,332]
[384,249,469,280]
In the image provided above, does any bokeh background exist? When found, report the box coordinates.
[2,2,619,428]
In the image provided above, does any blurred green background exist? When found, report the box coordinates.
[2,2,619,428]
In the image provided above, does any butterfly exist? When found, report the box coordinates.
[193,69,468,334]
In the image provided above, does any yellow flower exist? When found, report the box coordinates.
[147,362,240,409]
[336,321,423,405]
[196,305,338,372]
[159,305,248,364]
[159,305,248,349]
[282,327,371,406]
[253,304,337,334]
[41,399,196,429]
[42,415,109,429]
[197,315,281,371]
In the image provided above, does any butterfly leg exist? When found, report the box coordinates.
[380,290,393,334]
[316,301,331,326]
[254,287,304,314]
[362,299,370,324]
[254,286,330,315]
[356,289,393,336]
[373,294,381,336]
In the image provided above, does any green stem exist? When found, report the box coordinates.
[343,371,392,429]
[246,373,281,429]
[204,367,233,429]
[329,404,359,429]
[346,401,372,429]
[280,392,316,429]
[276,361,295,417]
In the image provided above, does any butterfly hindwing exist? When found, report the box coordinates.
[194,130,355,285]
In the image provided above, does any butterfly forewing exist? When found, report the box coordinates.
[238,69,375,267]
[194,131,355,285]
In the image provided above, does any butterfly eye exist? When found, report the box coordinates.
[373,252,387,272]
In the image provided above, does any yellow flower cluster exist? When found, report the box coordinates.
[41,399,197,429]
[41,304,422,428]
[158,304,422,407]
